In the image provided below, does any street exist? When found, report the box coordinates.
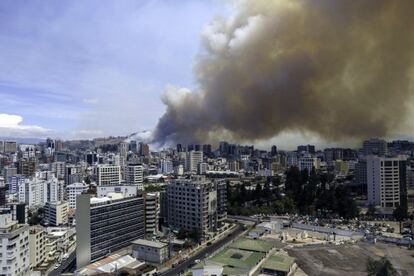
[161,223,244,276]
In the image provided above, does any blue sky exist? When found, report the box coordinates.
[0,0,229,139]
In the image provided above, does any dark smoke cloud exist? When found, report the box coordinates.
[153,0,414,145]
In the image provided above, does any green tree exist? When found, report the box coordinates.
[367,257,397,276]
[393,204,407,234]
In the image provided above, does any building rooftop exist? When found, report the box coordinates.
[131,239,167,249]
[78,253,144,275]
[208,248,265,270]
[229,237,273,253]
[261,253,295,272]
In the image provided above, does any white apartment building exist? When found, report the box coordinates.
[0,214,30,276]
[18,173,63,207]
[367,155,407,209]
[144,193,159,237]
[29,226,46,269]
[125,164,143,190]
[96,165,121,186]
[67,182,89,209]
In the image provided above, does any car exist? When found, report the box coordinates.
[194,259,201,264]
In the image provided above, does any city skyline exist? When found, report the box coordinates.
[2,0,414,149]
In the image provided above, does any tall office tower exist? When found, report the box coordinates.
[355,159,367,186]
[44,201,68,226]
[66,182,89,209]
[202,144,212,157]
[144,193,159,237]
[159,159,173,174]
[125,164,143,190]
[366,155,407,210]
[194,144,201,151]
[76,194,145,268]
[0,214,30,276]
[215,179,227,228]
[18,158,37,177]
[186,151,203,173]
[271,145,278,156]
[4,141,17,153]
[119,142,128,167]
[176,144,183,153]
[219,141,229,156]
[96,165,121,186]
[29,226,47,269]
[0,141,3,152]
[166,176,226,239]
[363,138,388,156]
[138,142,150,157]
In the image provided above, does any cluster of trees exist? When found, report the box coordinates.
[228,166,360,218]
[227,176,295,216]
[285,166,359,218]
[367,257,397,276]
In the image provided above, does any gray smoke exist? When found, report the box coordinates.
[152,0,414,145]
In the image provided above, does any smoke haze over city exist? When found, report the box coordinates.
[153,0,414,146]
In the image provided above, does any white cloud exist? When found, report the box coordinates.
[0,113,51,138]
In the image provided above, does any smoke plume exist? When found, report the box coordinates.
[153,0,414,145]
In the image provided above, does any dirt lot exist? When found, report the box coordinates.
[287,242,414,276]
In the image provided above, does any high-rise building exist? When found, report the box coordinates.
[125,164,143,190]
[96,165,121,186]
[29,226,47,269]
[138,142,150,157]
[363,138,388,156]
[186,151,203,173]
[355,159,367,186]
[366,155,407,210]
[18,174,63,207]
[159,159,173,174]
[202,144,212,157]
[76,193,145,268]
[0,214,30,275]
[66,182,89,209]
[0,185,6,206]
[44,201,68,226]
[271,145,278,156]
[3,141,17,153]
[19,158,37,177]
[166,176,227,239]
[65,164,84,185]
[144,193,159,237]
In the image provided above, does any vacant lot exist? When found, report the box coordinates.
[287,242,414,276]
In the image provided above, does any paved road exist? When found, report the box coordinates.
[161,224,244,276]
[48,250,76,276]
